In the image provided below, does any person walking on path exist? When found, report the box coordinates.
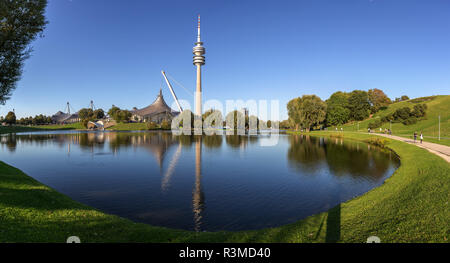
[420,132,423,144]
[414,131,417,143]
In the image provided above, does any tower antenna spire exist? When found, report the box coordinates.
[197,14,201,43]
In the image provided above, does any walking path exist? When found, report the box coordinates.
[370,133,450,163]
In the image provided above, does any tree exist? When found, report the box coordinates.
[78,108,94,121]
[411,104,427,118]
[298,95,327,131]
[107,105,120,118]
[267,120,272,128]
[107,106,130,123]
[160,120,170,130]
[287,97,302,130]
[327,91,349,108]
[287,95,326,131]
[116,110,131,123]
[279,120,291,129]
[325,91,350,126]
[93,109,104,119]
[348,90,370,121]
[78,108,95,128]
[202,109,214,120]
[225,110,246,130]
[5,111,16,125]
[0,0,48,104]
[326,105,350,126]
[393,107,411,121]
[368,88,391,113]
[401,95,410,101]
[203,109,222,126]
[147,121,158,130]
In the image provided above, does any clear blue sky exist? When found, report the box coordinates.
[3,0,450,120]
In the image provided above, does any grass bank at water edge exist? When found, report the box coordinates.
[0,131,448,242]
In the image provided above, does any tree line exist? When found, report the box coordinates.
[285,89,419,131]
[0,111,53,126]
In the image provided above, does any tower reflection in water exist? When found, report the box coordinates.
[192,136,204,232]
[62,132,207,231]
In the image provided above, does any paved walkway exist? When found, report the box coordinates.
[370,133,450,163]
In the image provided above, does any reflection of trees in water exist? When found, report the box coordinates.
[173,135,195,147]
[7,133,108,152]
[106,132,176,167]
[202,135,222,148]
[225,135,257,149]
[225,135,243,148]
[0,133,65,152]
[77,133,106,151]
[287,135,326,172]
[1,134,17,152]
[323,140,392,180]
[287,135,396,180]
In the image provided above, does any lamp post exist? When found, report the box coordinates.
[438,115,440,141]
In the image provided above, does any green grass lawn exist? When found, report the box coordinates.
[0,131,448,242]
[0,123,84,134]
[335,95,450,146]
[106,122,169,131]
[106,122,149,131]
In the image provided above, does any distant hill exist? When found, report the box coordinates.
[339,95,449,146]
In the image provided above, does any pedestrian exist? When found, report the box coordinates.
[420,132,423,144]
[414,131,417,143]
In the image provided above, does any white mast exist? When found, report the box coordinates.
[161,70,183,112]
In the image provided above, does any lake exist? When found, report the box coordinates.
[0,131,399,231]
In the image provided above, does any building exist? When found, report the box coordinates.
[131,89,179,123]
[51,111,80,124]
[51,102,80,124]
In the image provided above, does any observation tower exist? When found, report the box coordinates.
[193,15,205,116]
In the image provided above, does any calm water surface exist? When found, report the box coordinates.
[0,131,399,231]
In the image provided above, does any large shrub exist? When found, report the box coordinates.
[368,119,382,129]
[161,120,171,130]
[147,121,158,130]
[393,107,411,120]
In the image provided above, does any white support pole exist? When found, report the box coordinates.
[161,70,183,112]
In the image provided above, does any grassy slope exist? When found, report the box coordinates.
[0,131,448,243]
[337,95,450,146]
